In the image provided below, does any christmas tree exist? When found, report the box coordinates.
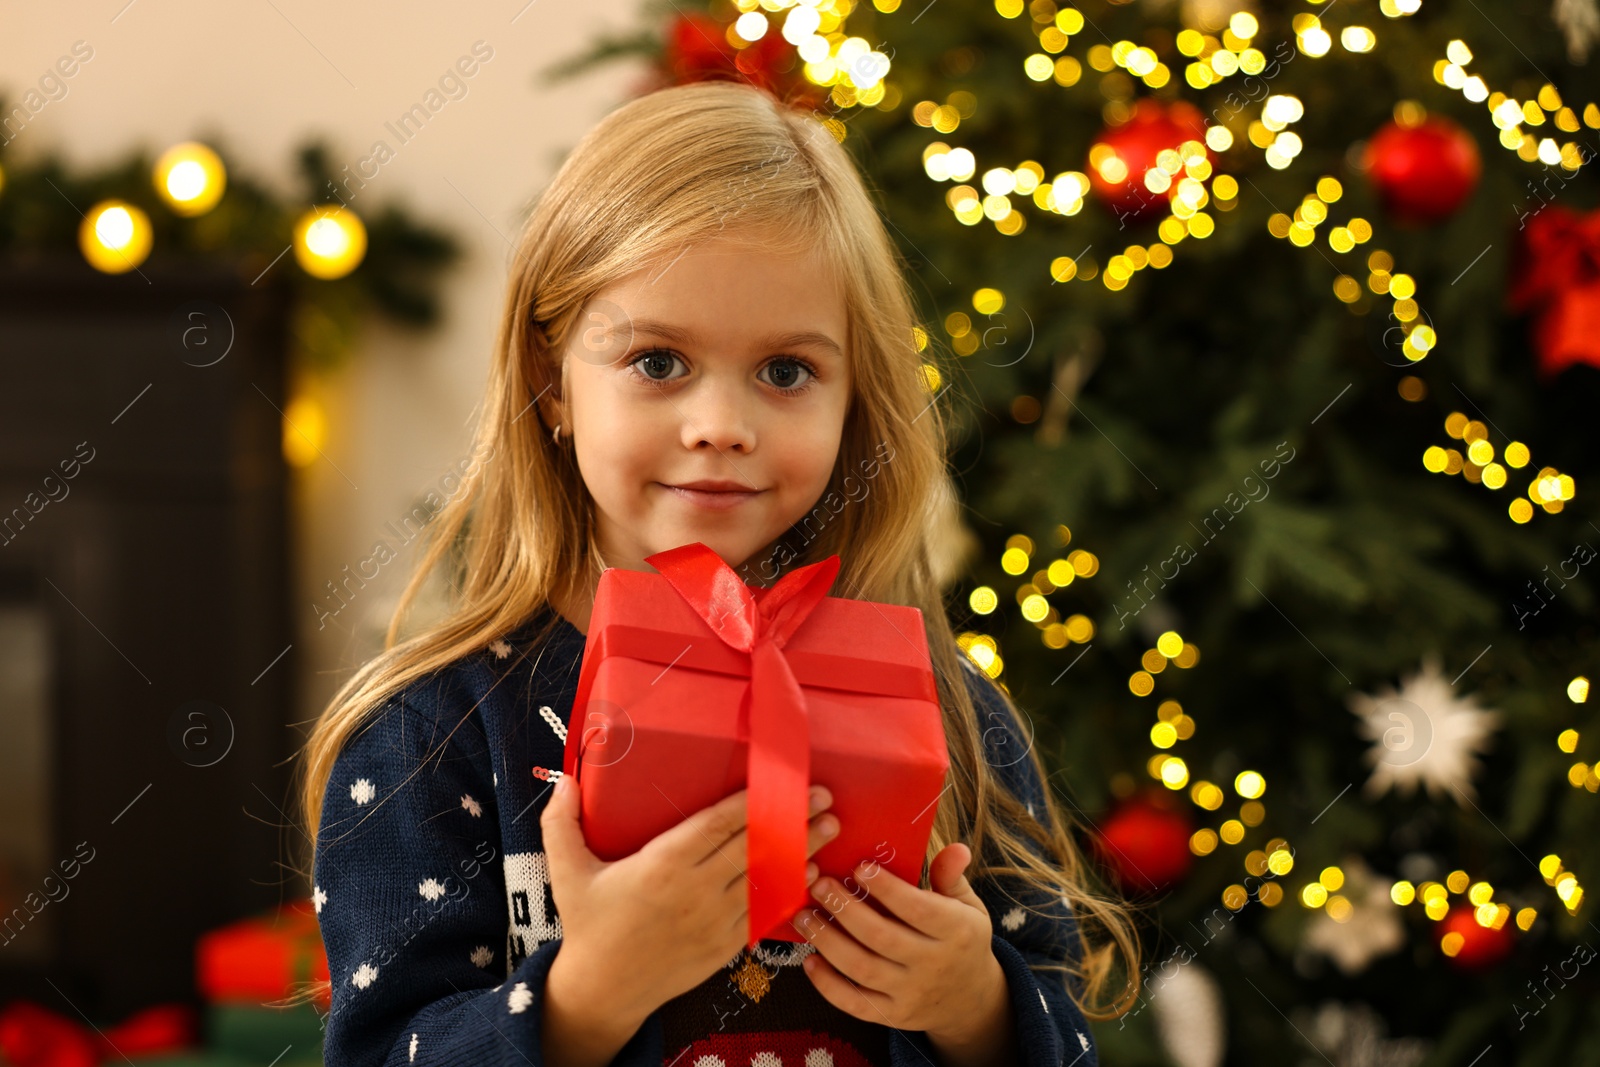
[552,1,1600,1062]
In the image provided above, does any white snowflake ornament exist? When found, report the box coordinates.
[1347,655,1499,805]
[1301,857,1404,976]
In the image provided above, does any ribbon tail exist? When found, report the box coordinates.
[745,640,811,947]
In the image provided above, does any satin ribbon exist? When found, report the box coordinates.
[642,542,841,946]
[1509,204,1600,378]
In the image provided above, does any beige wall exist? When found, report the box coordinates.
[1,1,646,727]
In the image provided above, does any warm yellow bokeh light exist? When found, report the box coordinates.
[79,200,154,274]
[154,141,227,216]
[294,208,368,279]
[282,395,328,468]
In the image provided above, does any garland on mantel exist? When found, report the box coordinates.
[0,111,460,371]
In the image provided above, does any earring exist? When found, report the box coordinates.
[552,422,563,445]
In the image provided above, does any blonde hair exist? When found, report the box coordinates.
[296,78,1139,1019]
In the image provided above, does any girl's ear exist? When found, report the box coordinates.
[534,351,569,436]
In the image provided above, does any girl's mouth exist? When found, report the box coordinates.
[657,482,765,510]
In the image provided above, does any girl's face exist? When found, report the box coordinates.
[553,230,851,580]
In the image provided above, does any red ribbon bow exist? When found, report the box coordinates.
[641,543,842,946]
[1508,204,1600,379]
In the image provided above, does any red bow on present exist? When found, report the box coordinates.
[0,1001,196,1067]
[1508,204,1600,379]
[641,543,841,946]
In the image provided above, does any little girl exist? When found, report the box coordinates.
[299,79,1138,1067]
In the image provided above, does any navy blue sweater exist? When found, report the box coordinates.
[313,607,1099,1067]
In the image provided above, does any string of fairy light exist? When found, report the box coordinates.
[962,528,1309,917]
[41,141,369,281]
[959,529,1594,956]
[730,0,1590,959]
[1432,39,1600,168]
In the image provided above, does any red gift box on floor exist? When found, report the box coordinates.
[195,899,330,1012]
[560,542,950,946]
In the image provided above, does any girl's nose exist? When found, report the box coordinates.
[679,379,756,454]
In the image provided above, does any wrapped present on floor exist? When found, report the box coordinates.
[194,899,329,1014]
[0,1000,196,1067]
[560,542,950,946]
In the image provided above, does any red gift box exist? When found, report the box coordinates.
[195,898,331,1012]
[560,542,950,946]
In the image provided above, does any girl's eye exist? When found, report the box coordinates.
[626,348,686,383]
[623,350,818,395]
[759,356,817,394]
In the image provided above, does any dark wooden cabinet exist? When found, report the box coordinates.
[0,254,297,1020]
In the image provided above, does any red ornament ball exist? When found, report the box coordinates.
[1363,115,1481,225]
[1094,792,1194,893]
[1087,99,1211,222]
[1436,904,1514,970]
[661,12,825,111]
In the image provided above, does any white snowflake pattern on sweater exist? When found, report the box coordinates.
[351,962,379,989]
[461,794,483,817]
[1001,906,1027,931]
[469,945,495,969]
[488,639,512,659]
[313,885,327,913]
[350,778,376,805]
[506,982,533,1014]
[408,1033,418,1061]
[419,878,447,902]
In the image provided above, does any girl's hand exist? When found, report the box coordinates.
[540,775,840,1024]
[789,842,1011,1050]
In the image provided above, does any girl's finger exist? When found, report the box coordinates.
[716,790,838,889]
[841,860,951,938]
[650,788,749,867]
[928,843,981,906]
[538,774,597,881]
[803,874,933,964]
[722,806,838,891]
[799,942,895,1025]
[791,904,905,991]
